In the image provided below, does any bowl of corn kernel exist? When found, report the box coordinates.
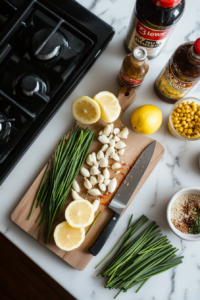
[168,97,200,141]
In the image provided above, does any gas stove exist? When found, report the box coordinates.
[0,0,114,185]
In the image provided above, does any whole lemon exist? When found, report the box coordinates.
[131,105,162,135]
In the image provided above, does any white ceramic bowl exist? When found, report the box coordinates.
[167,187,200,241]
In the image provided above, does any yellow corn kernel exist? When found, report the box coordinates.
[182,117,186,120]
[174,124,179,128]
[179,127,183,132]
[183,129,188,134]
[194,115,198,119]
[178,103,182,108]
[180,113,183,117]
[177,108,181,113]
[188,124,193,128]
[186,118,191,122]
[174,120,179,124]
[182,121,186,125]
[188,129,193,134]
[191,111,195,115]
[184,124,189,128]
[175,113,179,117]
[185,105,189,109]
[196,111,200,116]
[182,109,186,113]
[194,129,199,134]
[192,121,196,125]
[187,114,191,118]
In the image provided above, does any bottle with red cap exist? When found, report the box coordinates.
[124,0,185,59]
[154,39,200,103]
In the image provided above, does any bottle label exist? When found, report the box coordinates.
[119,72,144,87]
[127,16,174,57]
[155,61,199,99]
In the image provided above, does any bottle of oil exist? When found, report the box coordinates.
[118,46,149,88]
[154,38,200,104]
[124,0,185,59]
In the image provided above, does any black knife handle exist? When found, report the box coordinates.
[89,211,120,256]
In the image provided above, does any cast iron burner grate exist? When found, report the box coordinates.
[0,0,114,184]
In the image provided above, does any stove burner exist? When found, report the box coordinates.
[21,75,47,97]
[0,113,12,143]
[32,29,66,60]
[22,76,39,96]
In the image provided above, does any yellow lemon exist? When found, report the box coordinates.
[53,221,85,251]
[65,199,94,228]
[94,91,121,123]
[131,105,162,135]
[71,96,101,124]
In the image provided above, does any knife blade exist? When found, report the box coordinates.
[89,140,156,256]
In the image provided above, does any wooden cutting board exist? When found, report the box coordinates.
[11,86,165,271]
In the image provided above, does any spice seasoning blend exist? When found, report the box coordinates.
[170,194,200,234]
[124,0,185,59]
[118,47,149,89]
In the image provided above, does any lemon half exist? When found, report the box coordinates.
[65,199,94,228]
[94,91,121,123]
[54,221,85,251]
[71,96,101,124]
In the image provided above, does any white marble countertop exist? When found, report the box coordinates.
[1,0,200,299]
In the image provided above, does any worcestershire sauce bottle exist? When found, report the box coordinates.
[154,39,200,104]
[124,0,185,59]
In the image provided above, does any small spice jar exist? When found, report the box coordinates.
[118,47,149,89]
[168,97,200,141]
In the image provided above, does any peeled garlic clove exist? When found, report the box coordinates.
[94,161,100,168]
[109,139,115,148]
[105,146,115,158]
[99,130,103,135]
[112,162,121,170]
[103,168,110,179]
[93,199,100,212]
[118,149,125,156]
[108,178,117,193]
[86,154,94,166]
[98,134,110,144]
[110,153,120,161]
[90,166,100,175]
[101,144,109,152]
[88,188,102,196]
[99,157,108,168]
[115,141,127,149]
[72,180,80,193]
[97,150,104,160]
[91,152,97,163]
[90,175,98,185]
[110,123,114,133]
[104,179,111,186]
[113,128,120,135]
[117,127,129,139]
[108,133,113,140]
[80,167,90,177]
[71,189,84,200]
[103,124,112,136]
[114,135,120,142]
[99,183,106,192]
[84,178,92,190]
[98,174,105,184]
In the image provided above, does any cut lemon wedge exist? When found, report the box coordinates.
[94,91,121,123]
[65,199,94,228]
[71,96,101,124]
[53,221,85,251]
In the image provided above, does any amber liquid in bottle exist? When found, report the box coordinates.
[118,47,149,89]
[154,41,200,104]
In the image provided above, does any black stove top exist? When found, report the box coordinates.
[0,0,114,185]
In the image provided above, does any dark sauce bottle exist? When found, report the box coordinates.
[124,0,185,59]
[154,39,200,104]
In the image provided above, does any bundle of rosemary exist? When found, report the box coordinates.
[96,215,184,298]
[28,125,95,244]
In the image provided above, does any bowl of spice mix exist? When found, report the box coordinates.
[168,97,200,141]
[167,187,200,241]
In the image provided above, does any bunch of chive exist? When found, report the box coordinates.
[96,215,184,298]
[28,125,95,244]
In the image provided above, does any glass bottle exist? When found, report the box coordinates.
[154,38,200,104]
[118,47,149,89]
[124,0,185,59]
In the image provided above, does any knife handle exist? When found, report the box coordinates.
[89,211,120,256]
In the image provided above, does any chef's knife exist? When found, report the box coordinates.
[89,140,156,256]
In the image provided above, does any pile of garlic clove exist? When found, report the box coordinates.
[71,124,129,208]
